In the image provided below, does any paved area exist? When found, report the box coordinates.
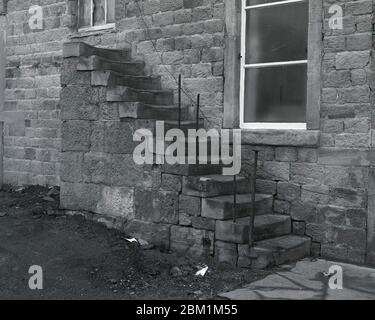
[219,258,375,300]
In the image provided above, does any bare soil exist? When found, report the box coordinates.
[0,186,270,300]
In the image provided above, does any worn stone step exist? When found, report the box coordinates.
[202,193,273,220]
[78,56,144,76]
[215,214,291,245]
[250,235,311,269]
[182,175,250,197]
[91,71,162,90]
[63,42,132,61]
[118,102,189,121]
[253,214,292,241]
[107,86,174,105]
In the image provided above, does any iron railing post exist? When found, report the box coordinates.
[249,150,259,248]
[178,74,182,129]
[196,94,200,131]
[233,175,237,223]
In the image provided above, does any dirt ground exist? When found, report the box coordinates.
[0,186,270,300]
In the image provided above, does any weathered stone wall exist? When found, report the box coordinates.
[3,0,75,186]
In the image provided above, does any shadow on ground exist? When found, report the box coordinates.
[0,186,269,300]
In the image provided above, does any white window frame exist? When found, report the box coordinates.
[78,0,115,32]
[240,0,309,130]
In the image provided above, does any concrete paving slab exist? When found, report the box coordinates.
[219,259,375,300]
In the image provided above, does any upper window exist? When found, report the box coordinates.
[78,0,115,31]
[240,0,309,130]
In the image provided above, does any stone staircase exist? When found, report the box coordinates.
[62,42,311,269]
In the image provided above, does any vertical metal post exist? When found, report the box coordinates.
[249,150,259,247]
[178,74,182,129]
[233,175,237,223]
[196,94,200,131]
[195,94,200,161]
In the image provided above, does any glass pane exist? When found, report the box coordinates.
[79,0,92,28]
[246,0,289,6]
[93,0,106,26]
[245,1,308,64]
[107,0,115,23]
[244,65,307,123]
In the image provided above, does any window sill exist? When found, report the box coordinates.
[71,24,116,38]
[240,129,320,147]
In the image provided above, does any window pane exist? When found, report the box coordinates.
[93,0,106,26]
[79,0,92,28]
[107,0,115,23]
[246,0,289,6]
[244,65,307,123]
[245,1,308,64]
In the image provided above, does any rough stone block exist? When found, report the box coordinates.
[97,187,135,219]
[290,201,317,223]
[111,154,162,189]
[179,212,192,226]
[297,148,318,163]
[275,147,297,162]
[90,121,137,154]
[191,216,215,231]
[60,182,102,212]
[170,226,214,256]
[335,51,370,70]
[259,161,290,181]
[256,179,277,195]
[215,241,237,265]
[215,220,250,244]
[135,189,179,224]
[161,174,182,192]
[274,200,290,214]
[83,152,112,184]
[277,182,301,202]
[291,163,368,189]
[179,194,201,217]
[292,221,306,236]
[61,120,91,152]
[60,152,83,183]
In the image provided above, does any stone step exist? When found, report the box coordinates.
[107,86,174,105]
[78,56,144,76]
[215,214,291,244]
[92,71,162,91]
[202,193,273,220]
[182,174,250,198]
[63,42,132,61]
[250,235,311,269]
[253,214,292,241]
[118,102,189,121]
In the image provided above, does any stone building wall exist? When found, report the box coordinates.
[3,0,74,186]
